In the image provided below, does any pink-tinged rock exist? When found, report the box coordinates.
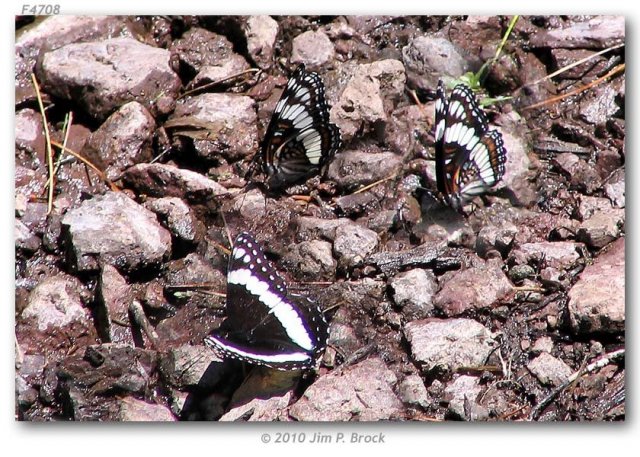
[289,357,403,421]
[510,241,584,270]
[568,237,625,334]
[527,352,573,387]
[244,15,278,69]
[434,258,513,316]
[117,397,176,421]
[291,30,335,69]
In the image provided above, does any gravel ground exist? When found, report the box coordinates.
[15,15,624,421]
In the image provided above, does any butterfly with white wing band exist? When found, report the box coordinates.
[204,232,329,371]
[432,80,507,211]
[247,64,342,190]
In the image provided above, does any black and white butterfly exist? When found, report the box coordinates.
[204,232,329,371]
[249,64,342,190]
[432,80,507,211]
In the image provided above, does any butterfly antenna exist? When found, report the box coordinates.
[219,208,233,250]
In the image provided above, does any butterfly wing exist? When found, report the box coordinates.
[433,80,507,208]
[205,232,328,370]
[259,64,342,189]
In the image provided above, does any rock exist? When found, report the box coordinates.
[604,168,625,208]
[15,16,133,88]
[121,163,229,204]
[531,336,554,355]
[291,30,335,69]
[15,109,45,161]
[61,191,172,273]
[434,259,513,316]
[443,375,488,421]
[527,353,573,387]
[498,128,536,206]
[331,60,405,139]
[117,397,176,421]
[38,37,181,121]
[568,237,624,334]
[192,56,250,86]
[553,153,602,195]
[288,357,403,421]
[84,102,155,181]
[327,149,403,190]
[96,264,134,344]
[508,264,536,282]
[170,93,258,161]
[475,222,517,259]
[16,375,39,410]
[159,345,224,390]
[576,196,614,221]
[20,274,92,333]
[402,36,470,91]
[145,197,204,246]
[244,15,279,69]
[295,216,352,241]
[576,209,624,249]
[404,318,496,376]
[398,374,431,409]
[365,241,449,276]
[580,85,619,125]
[170,28,242,75]
[389,268,437,320]
[283,240,337,280]
[510,241,584,270]
[15,219,41,253]
[220,392,292,422]
[550,48,609,80]
[528,16,624,49]
[333,223,379,270]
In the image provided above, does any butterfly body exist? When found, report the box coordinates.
[433,80,507,211]
[251,65,342,190]
[205,232,328,371]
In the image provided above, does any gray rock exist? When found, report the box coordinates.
[38,37,181,121]
[289,357,403,421]
[295,216,352,241]
[145,197,204,245]
[434,259,513,316]
[16,375,39,410]
[122,163,229,204]
[398,373,431,409]
[332,60,405,140]
[170,93,258,161]
[15,219,41,253]
[333,223,379,270]
[365,241,449,277]
[232,188,269,221]
[283,240,336,280]
[402,36,469,91]
[159,344,224,390]
[21,274,91,332]
[117,397,176,421]
[61,191,172,273]
[390,268,437,320]
[568,237,624,334]
[244,15,278,69]
[97,264,134,344]
[443,375,488,421]
[220,392,292,422]
[404,318,496,375]
[475,222,517,258]
[291,30,335,69]
[576,209,624,249]
[510,241,584,270]
[85,102,155,181]
[327,149,403,190]
[528,16,624,49]
[527,353,573,387]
